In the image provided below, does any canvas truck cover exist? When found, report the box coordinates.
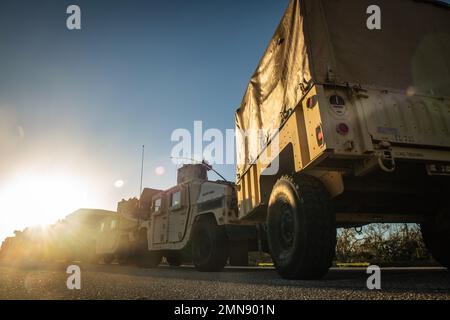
[235,0,450,175]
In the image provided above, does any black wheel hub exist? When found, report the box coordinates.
[279,203,295,249]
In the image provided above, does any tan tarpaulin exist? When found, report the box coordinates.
[236,0,450,174]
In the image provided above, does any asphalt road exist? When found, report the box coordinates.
[0,262,449,300]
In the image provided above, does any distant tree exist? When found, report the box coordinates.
[336,224,432,265]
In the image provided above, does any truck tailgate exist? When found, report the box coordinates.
[359,92,450,148]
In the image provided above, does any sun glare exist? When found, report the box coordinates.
[114,179,124,188]
[0,172,88,230]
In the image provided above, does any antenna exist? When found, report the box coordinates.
[139,145,145,197]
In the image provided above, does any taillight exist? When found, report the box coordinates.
[316,125,324,146]
[306,95,318,109]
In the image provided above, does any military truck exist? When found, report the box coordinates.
[96,163,258,271]
[0,209,114,264]
[235,0,450,279]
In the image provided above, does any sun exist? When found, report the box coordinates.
[0,171,88,230]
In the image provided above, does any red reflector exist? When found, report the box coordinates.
[316,125,324,146]
[318,131,323,140]
[306,95,318,109]
[336,123,349,135]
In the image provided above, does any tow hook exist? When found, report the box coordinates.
[354,226,363,234]
[378,151,396,173]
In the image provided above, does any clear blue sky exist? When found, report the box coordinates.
[0,0,289,238]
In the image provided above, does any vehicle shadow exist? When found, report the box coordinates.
[87,263,450,294]
[2,260,449,295]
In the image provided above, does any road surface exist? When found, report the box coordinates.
[0,262,449,300]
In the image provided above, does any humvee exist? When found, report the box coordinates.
[96,189,162,265]
[0,236,20,262]
[57,209,116,262]
[0,209,114,264]
[97,163,257,271]
[235,0,450,279]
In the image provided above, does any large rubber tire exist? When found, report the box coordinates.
[267,175,336,280]
[137,251,162,268]
[117,238,131,265]
[191,216,229,272]
[135,231,162,268]
[103,254,115,265]
[86,254,102,265]
[117,255,130,266]
[166,252,183,267]
[421,205,450,269]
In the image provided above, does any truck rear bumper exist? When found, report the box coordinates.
[390,145,450,163]
[325,144,450,177]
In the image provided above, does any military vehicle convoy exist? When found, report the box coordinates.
[1,0,449,281]
[96,188,162,265]
[234,0,450,279]
[88,0,444,280]
[0,164,259,271]
[0,209,115,264]
[96,0,450,279]
[96,163,258,271]
[0,165,258,271]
